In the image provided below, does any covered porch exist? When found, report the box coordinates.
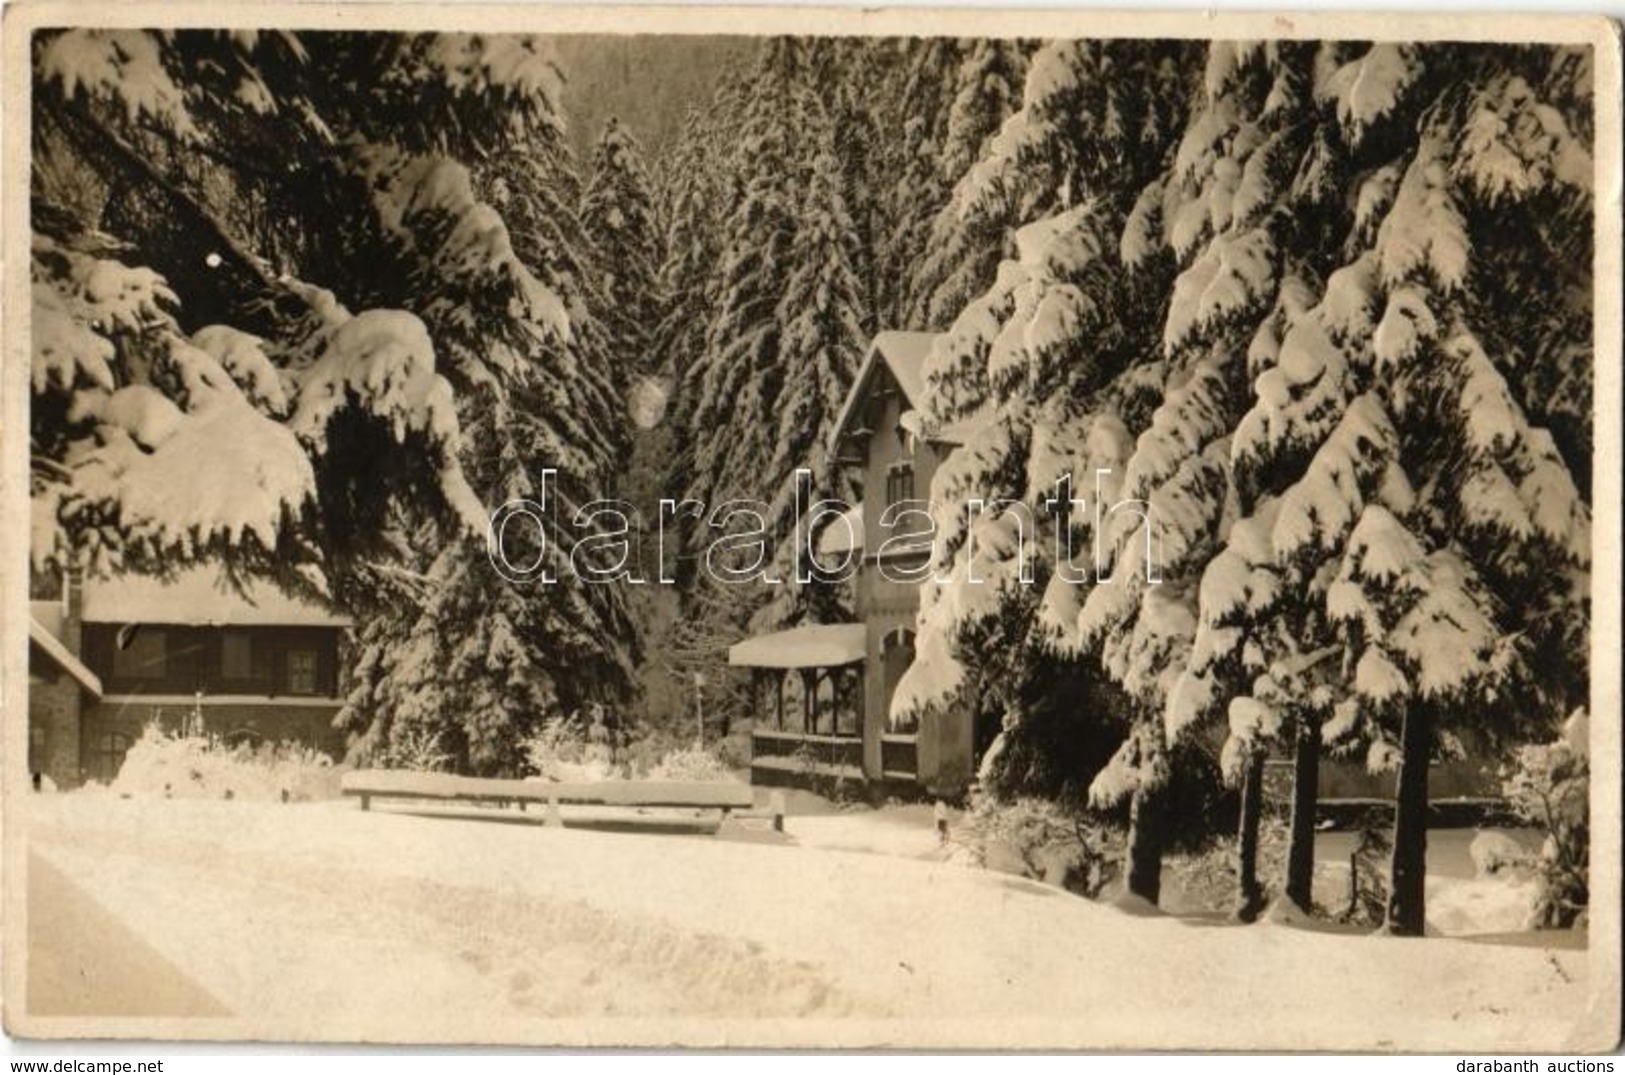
[729,623,918,791]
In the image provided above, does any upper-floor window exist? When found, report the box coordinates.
[886,463,914,509]
[287,648,319,695]
[111,629,166,680]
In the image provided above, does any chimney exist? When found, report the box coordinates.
[63,567,84,657]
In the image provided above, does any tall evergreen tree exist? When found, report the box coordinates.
[580,117,666,379]
[876,38,965,329]
[892,42,1199,837]
[906,39,1031,330]
[29,30,567,594]
[905,39,1593,925]
[339,116,640,774]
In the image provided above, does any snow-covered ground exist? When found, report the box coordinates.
[18,794,1597,1049]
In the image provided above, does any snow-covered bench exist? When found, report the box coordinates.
[339,769,775,833]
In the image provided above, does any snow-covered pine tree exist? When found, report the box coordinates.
[1314,42,1592,935]
[675,40,803,524]
[658,40,828,725]
[655,105,732,385]
[1142,41,1370,917]
[30,29,643,772]
[580,117,667,380]
[654,101,743,568]
[905,39,1032,330]
[894,42,1199,820]
[334,109,640,774]
[875,39,966,329]
[750,95,873,632]
[798,38,893,338]
[1186,41,1592,930]
[29,30,567,594]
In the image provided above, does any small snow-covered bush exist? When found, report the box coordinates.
[956,795,1120,897]
[380,722,453,772]
[1468,830,1531,879]
[1504,709,1590,928]
[521,713,588,776]
[521,712,624,782]
[647,744,738,783]
[111,722,340,802]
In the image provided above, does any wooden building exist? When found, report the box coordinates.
[27,568,350,787]
[729,332,985,798]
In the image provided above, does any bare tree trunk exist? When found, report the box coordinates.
[1284,717,1321,911]
[1126,784,1164,905]
[1235,747,1266,922]
[1386,701,1432,936]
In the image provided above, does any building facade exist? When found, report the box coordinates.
[730,332,983,798]
[27,569,350,788]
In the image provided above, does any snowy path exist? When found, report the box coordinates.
[21,796,1597,1049]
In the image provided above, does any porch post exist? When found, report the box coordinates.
[801,669,815,734]
[861,624,882,782]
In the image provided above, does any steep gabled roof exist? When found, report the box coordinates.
[829,331,993,454]
[828,331,938,455]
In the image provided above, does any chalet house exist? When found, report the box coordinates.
[729,332,986,798]
[27,568,350,788]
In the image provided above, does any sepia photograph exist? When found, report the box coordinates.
[1,1,1619,1054]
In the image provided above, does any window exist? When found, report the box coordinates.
[29,724,46,772]
[886,463,914,509]
[286,648,319,695]
[111,628,166,680]
[220,630,254,680]
[91,731,130,784]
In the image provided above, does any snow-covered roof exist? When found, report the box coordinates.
[816,501,864,559]
[728,623,867,670]
[81,568,350,628]
[828,332,937,452]
[29,617,102,696]
[829,332,993,453]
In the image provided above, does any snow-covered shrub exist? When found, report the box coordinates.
[1504,709,1589,928]
[379,723,453,772]
[711,727,753,771]
[647,745,738,783]
[1468,830,1531,879]
[521,712,622,782]
[521,713,587,775]
[955,795,1120,898]
[111,722,340,802]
